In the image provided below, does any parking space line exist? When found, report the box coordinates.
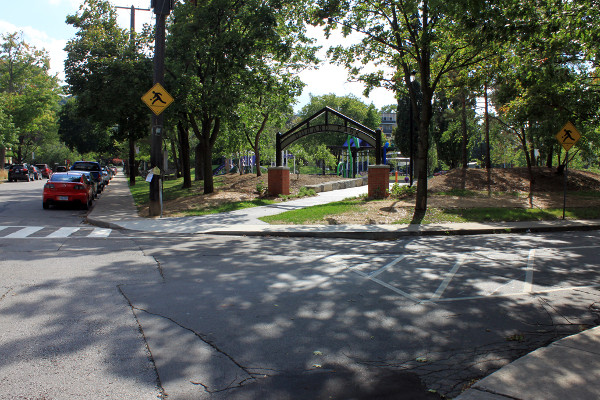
[368,256,406,279]
[430,254,467,301]
[524,249,535,293]
[5,226,44,238]
[47,227,81,238]
[352,269,421,302]
[421,282,600,303]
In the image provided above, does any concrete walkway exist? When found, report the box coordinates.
[88,173,600,400]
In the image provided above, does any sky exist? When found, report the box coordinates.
[1,0,397,112]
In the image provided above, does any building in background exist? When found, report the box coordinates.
[380,112,396,143]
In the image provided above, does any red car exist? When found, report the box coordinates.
[36,164,53,178]
[43,172,94,210]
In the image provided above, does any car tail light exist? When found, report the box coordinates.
[74,184,84,190]
[44,183,55,189]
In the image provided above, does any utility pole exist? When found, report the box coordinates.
[148,0,173,216]
[115,5,151,39]
[115,5,150,186]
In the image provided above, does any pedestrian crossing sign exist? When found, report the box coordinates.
[141,83,174,116]
[555,121,581,151]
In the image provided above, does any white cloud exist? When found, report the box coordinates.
[296,25,396,111]
[0,21,68,81]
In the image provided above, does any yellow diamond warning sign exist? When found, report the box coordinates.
[142,83,174,116]
[555,121,581,151]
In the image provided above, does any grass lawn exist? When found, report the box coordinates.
[260,201,359,224]
[128,171,275,216]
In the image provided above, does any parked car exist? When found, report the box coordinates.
[100,167,110,186]
[69,170,99,199]
[35,164,53,178]
[43,172,94,210]
[55,166,68,172]
[29,165,42,180]
[70,161,104,193]
[8,164,34,182]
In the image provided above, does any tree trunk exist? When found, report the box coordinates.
[484,83,491,196]
[128,133,136,186]
[546,147,553,168]
[254,146,262,177]
[177,120,192,189]
[0,146,5,169]
[202,142,214,194]
[518,127,535,206]
[170,138,180,177]
[414,98,432,213]
[200,117,219,194]
[460,91,468,169]
[194,143,203,181]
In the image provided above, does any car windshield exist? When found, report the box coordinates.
[50,174,83,183]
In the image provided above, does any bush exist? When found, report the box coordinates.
[389,183,416,198]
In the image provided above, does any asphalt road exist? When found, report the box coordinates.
[1,179,599,399]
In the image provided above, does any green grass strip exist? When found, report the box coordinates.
[260,200,359,224]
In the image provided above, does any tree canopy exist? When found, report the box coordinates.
[0,32,61,164]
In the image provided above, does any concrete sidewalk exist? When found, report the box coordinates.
[87,173,600,400]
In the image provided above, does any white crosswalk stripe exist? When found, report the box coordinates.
[46,227,81,238]
[4,226,45,238]
[0,226,112,239]
[88,228,111,238]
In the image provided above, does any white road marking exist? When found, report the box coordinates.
[524,249,535,293]
[0,226,112,239]
[420,283,600,303]
[47,227,81,238]
[88,228,111,238]
[368,255,406,278]
[352,268,421,302]
[4,226,44,238]
[430,254,467,301]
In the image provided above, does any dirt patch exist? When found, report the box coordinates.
[142,167,600,221]
[428,167,600,193]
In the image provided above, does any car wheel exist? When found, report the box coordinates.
[43,202,49,209]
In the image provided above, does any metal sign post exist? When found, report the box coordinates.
[563,151,568,220]
[147,0,174,217]
[555,122,581,220]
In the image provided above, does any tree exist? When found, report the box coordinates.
[0,32,61,164]
[314,0,497,216]
[167,0,316,194]
[237,72,302,177]
[57,97,113,154]
[64,0,152,184]
[0,97,16,167]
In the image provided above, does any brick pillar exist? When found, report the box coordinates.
[268,166,290,196]
[368,165,390,199]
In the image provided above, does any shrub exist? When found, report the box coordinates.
[389,183,416,198]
